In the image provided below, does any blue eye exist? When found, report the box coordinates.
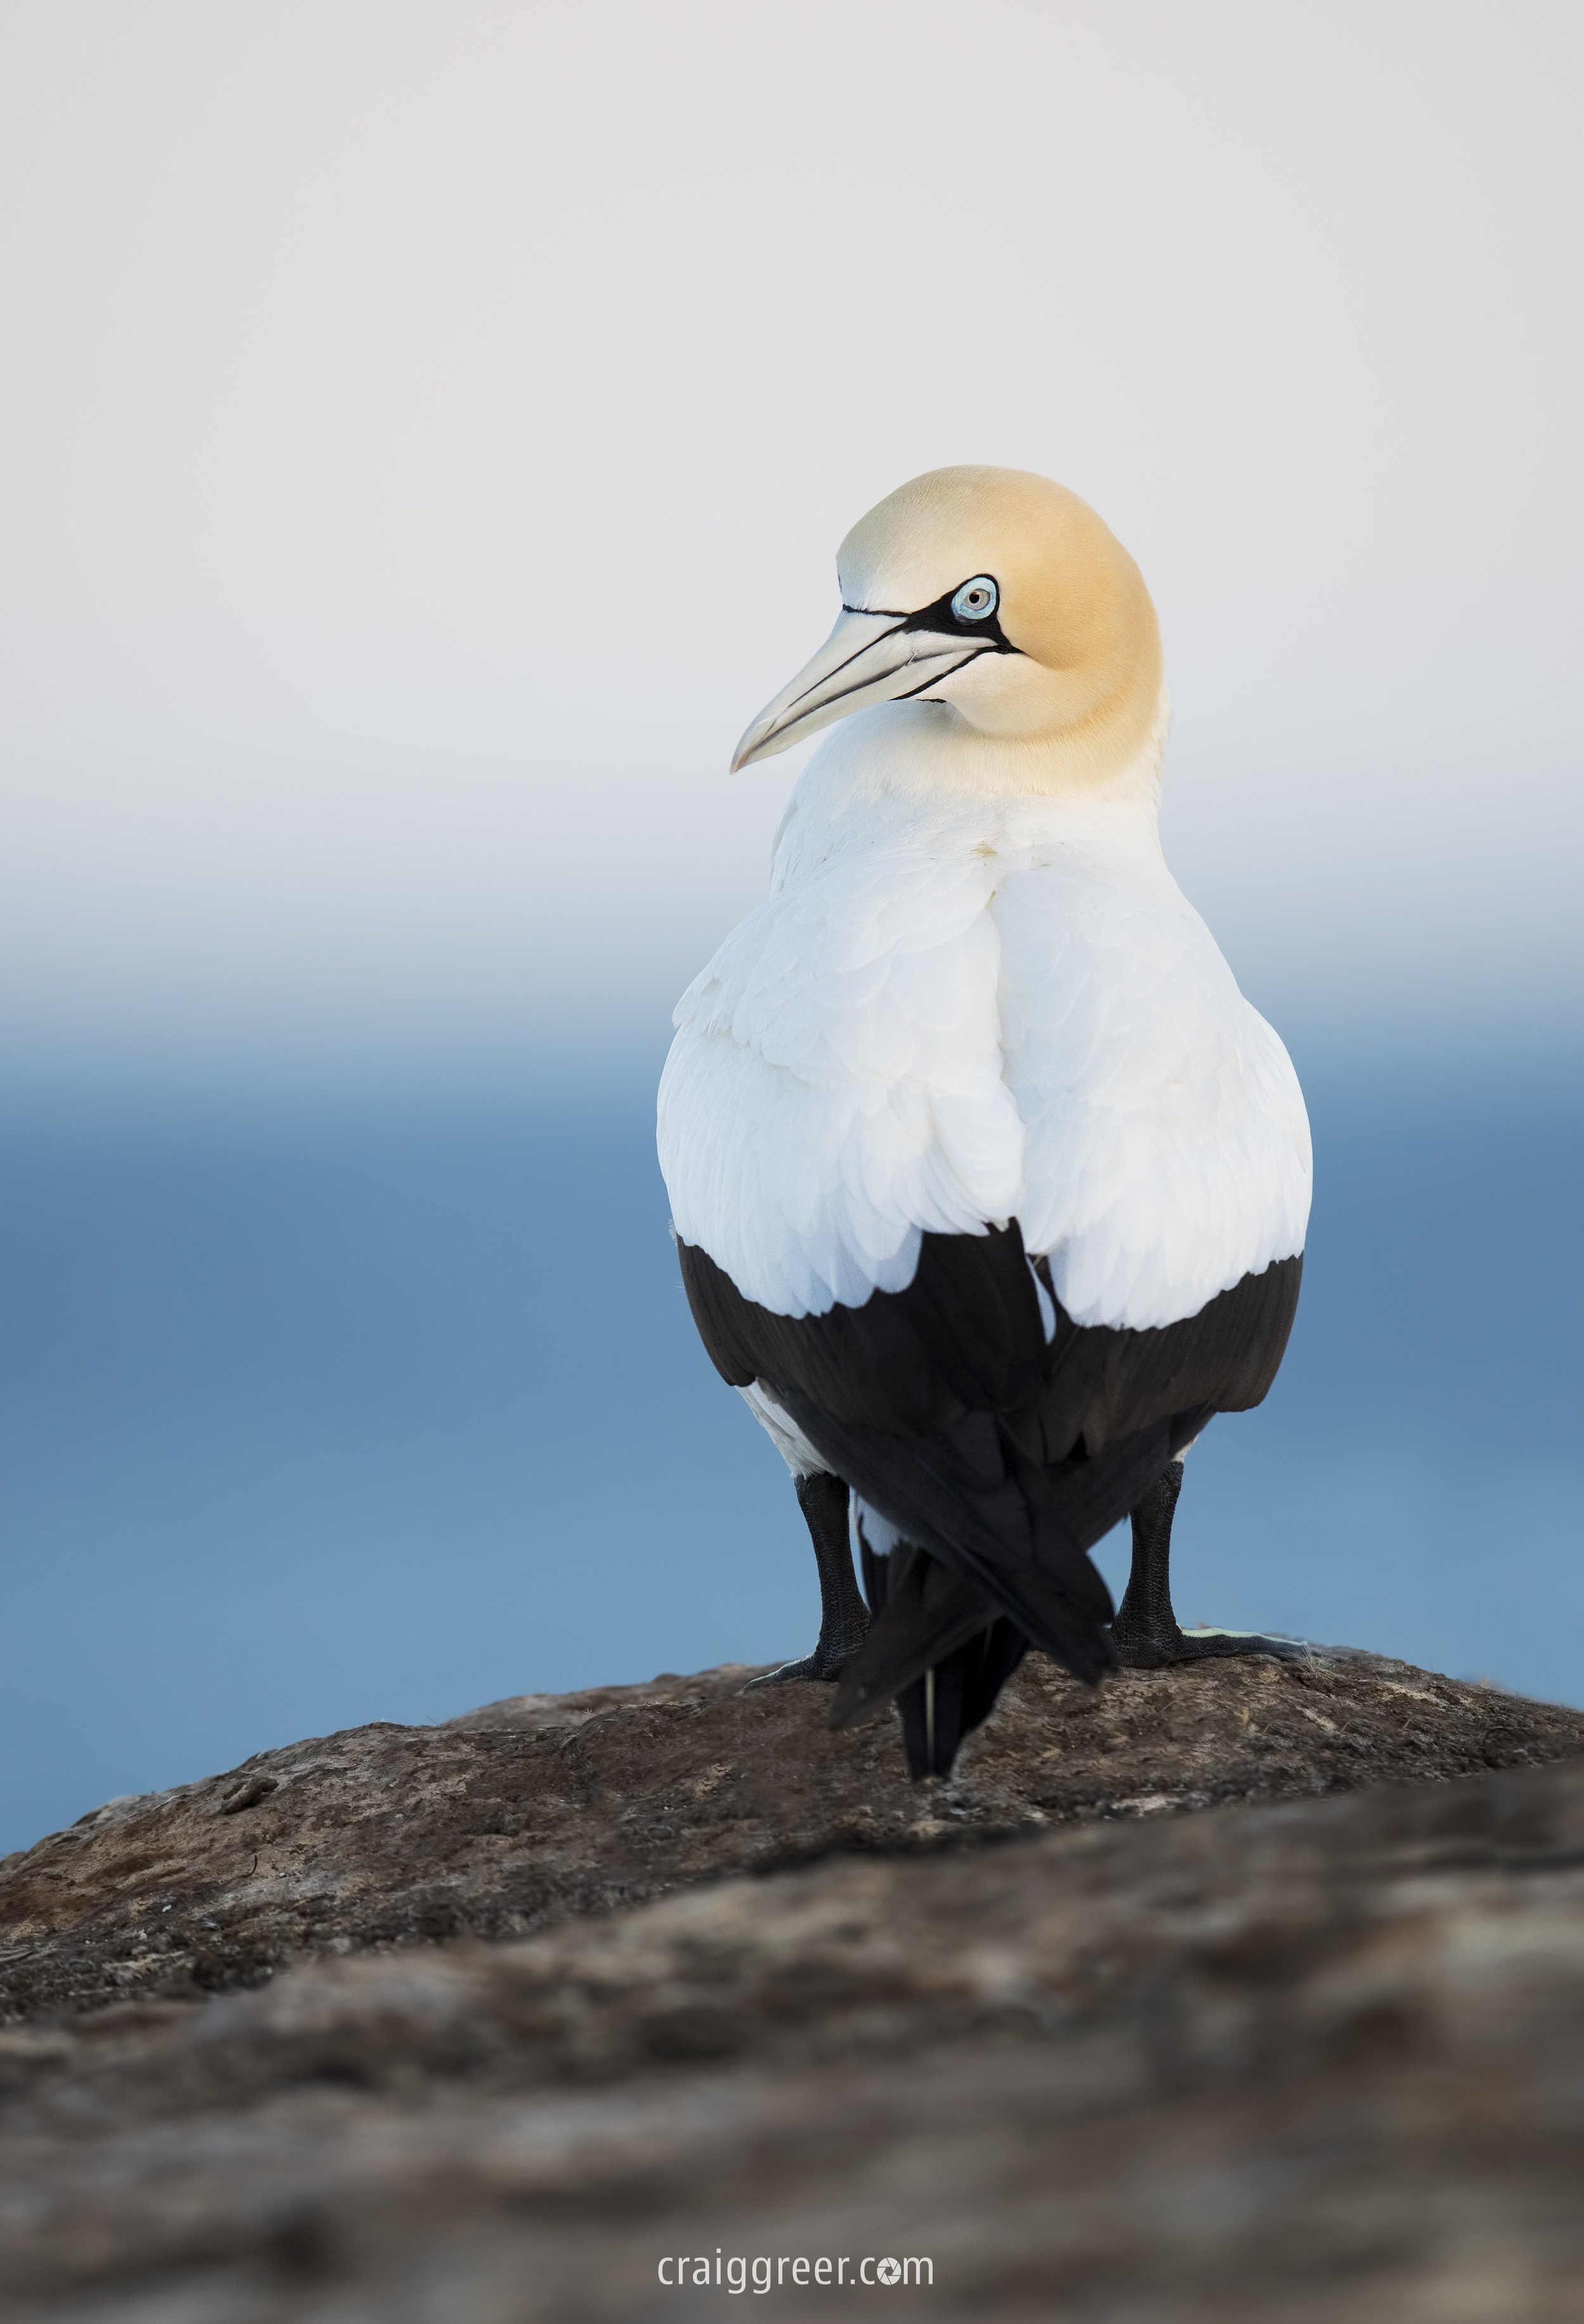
[951,576,998,622]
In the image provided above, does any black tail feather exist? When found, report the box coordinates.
[895,1616,1030,1780]
[848,1536,1031,1780]
[777,1383,1210,1688]
[830,1539,1002,1731]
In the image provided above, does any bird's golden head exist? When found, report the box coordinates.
[733,465,1163,789]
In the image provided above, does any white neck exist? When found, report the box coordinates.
[771,685,1172,886]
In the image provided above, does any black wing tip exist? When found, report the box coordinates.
[894,1618,1034,1779]
[829,1535,1115,1756]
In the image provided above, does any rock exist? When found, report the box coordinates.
[1,1647,1583,2318]
[4,1647,1575,2025]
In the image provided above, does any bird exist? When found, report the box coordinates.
[657,466,1312,1779]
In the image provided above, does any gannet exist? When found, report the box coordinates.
[658,466,1312,1778]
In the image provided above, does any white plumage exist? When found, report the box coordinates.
[660,697,1311,1333]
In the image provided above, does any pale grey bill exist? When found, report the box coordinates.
[730,608,991,770]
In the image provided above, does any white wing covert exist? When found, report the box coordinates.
[658,844,1025,1319]
[660,797,1311,1335]
[995,855,1311,1331]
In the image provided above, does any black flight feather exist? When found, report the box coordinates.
[855,1531,1030,1780]
[677,1227,1302,1759]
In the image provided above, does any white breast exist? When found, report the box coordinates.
[658,710,1311,1331]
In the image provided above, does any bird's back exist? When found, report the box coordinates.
[659,740,1310,1331]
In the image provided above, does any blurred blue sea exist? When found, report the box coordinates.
[2,1051,1580,1856]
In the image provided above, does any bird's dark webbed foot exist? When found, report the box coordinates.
[744,1470,871,1689]
[1109,1461,1306,1668]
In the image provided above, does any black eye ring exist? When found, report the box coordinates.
[950,576,998,622]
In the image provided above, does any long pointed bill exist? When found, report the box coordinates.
[730,609,993,771]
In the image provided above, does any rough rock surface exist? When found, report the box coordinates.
[3,1648,1584,2320]
[5,1648,1576,2023]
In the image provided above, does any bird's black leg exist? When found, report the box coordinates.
[1110,1461,1303,1667]
[744,1471,871,1688]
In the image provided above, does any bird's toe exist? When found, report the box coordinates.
[1112,1622,1310,1668]
[743,1652,843,1690]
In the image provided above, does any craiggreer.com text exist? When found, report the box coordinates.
[657,2253,933,2293]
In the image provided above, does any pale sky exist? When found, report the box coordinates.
[1,0,1580,1090]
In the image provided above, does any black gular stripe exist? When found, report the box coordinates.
[891,645,994,701]
[676,1226,1303,1696]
